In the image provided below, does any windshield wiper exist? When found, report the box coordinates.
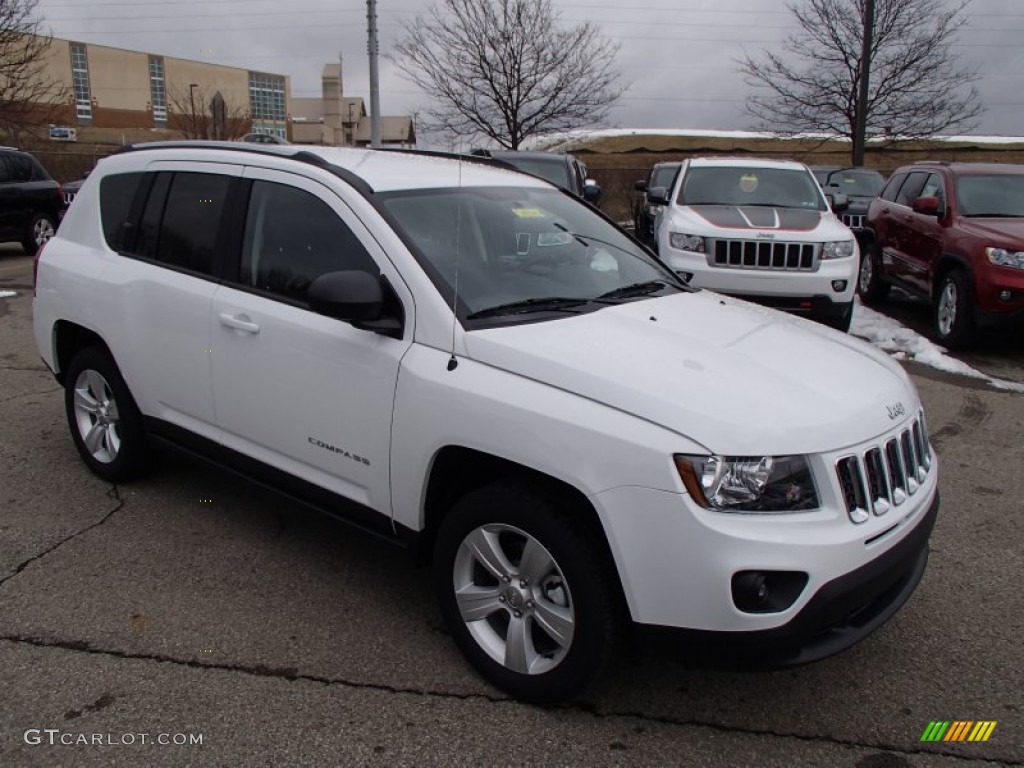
[597,280,681,300]
[467,297,591,320]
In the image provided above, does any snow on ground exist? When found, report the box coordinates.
[0,290,17,298]
[850,300,1024,392]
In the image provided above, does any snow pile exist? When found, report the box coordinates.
[850,301,1024,392]
[0,290,17,298]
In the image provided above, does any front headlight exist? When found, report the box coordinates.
[821,240,855,259]
[986,247,1024,269]
[669,232,705,253]
[674,454,819,512]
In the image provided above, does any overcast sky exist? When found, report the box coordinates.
[34,0,1024,143]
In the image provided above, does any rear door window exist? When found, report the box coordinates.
[99,172,146,252]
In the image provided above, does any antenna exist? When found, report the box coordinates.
[447,149,462,372]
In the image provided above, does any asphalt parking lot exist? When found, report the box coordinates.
[1,246,1022,767]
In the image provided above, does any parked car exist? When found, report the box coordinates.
[0,147,65,254]
[633,161,681,249]
[61,169,92,212]
[809,165,841,187]
[239,133,290,145]
[650,157,859,331]
[35,141,938,703]
[473,149,601,205]
[860,161,1024,348]
[822,167,885,231]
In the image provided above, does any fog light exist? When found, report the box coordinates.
[832,280,848,292]
[999,290,1012,302]
[731,570,809,613]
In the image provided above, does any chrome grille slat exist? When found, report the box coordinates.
[841,214,866,229]
[836,416,932,524]
[711,240,818,271]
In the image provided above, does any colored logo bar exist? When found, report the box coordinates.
[921,721,997,742]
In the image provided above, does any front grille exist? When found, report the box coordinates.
[841,214,865,229]
[64,191,76,205]
[836,411,933,525]
[710,240,817,271]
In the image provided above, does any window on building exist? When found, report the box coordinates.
[70,43,92,124]
[248,72,287,140]
[149,56,167,126]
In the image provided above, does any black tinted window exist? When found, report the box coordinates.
[0,157,10,183]
[240,180,377,302]
[99,172,145,252]
[144,173,230,275]
[895,172,928,207]
[3,154,33,182]
[651,165,679,189]
[879,173,907,202]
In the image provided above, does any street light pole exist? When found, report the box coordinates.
[367,0,382,148]
[853,0,875,166]
[189,83,200,139]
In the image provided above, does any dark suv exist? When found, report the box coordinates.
[473,150,601,205]
[633,161,680,249]
[822,167,885,231]
[860,161,1024,347]
[0,147,64,255]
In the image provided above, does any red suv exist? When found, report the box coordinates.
[859,161,1024,348]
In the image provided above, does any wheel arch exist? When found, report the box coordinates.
[933,253,974,303]
[419,446,625,598]
[52,320,110,385]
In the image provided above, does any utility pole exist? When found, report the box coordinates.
[367,0,382,147]
[853,0,875,166]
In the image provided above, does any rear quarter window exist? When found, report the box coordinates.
[99,172,145,252]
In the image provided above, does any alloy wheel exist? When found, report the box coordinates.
[72,369,122,463]
[937,280,958,337]
[34,217,55,247]
[858,251,873,293]
[453,523,575,676]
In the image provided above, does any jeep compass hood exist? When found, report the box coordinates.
[464,292,912,456]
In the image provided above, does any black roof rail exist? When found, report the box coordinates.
[109,140,374,194]
[371,145,516,172]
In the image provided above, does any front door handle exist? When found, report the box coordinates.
[218,313,260,334]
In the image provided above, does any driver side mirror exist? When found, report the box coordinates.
[308,270,402,338]
[826,192,849,213]
[912,196,943,216]
[647,186,670,206]
[583,178,602,204]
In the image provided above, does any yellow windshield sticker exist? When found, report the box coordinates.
[739,174,759,193]
[512,207,545,218]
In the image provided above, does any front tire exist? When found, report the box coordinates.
[434,481,619,704]
[857,242,890,304]
[22,212,56,256]
[64,347,150,482]
[934,270,977,349]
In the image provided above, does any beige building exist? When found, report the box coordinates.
[34,37,291,141]
[291,64,415,147]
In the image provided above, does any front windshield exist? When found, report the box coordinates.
[826,170,885,197]
[679,167,827,211]
[497,157,571,190]
[956,174,1024,217]
[380,186,682,321]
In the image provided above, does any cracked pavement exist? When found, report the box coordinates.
[1,248,1022,766]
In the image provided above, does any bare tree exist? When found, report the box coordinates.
[0,0,68,143]
[739,0,983,163]
[392,0,622,149]
[167,84,250,140]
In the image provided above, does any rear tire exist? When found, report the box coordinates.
[22,212,56,256]
[857,242,891,304]
[934,269,977,349]
[64,347,150,482]
[433,481,619,704]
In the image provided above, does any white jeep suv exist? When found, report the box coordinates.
[33,142,938,703]
[651,157,858,331]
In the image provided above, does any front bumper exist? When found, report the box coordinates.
[634,491,938,667]
[664,248,857,303]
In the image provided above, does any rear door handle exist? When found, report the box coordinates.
[218,313,260,334]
